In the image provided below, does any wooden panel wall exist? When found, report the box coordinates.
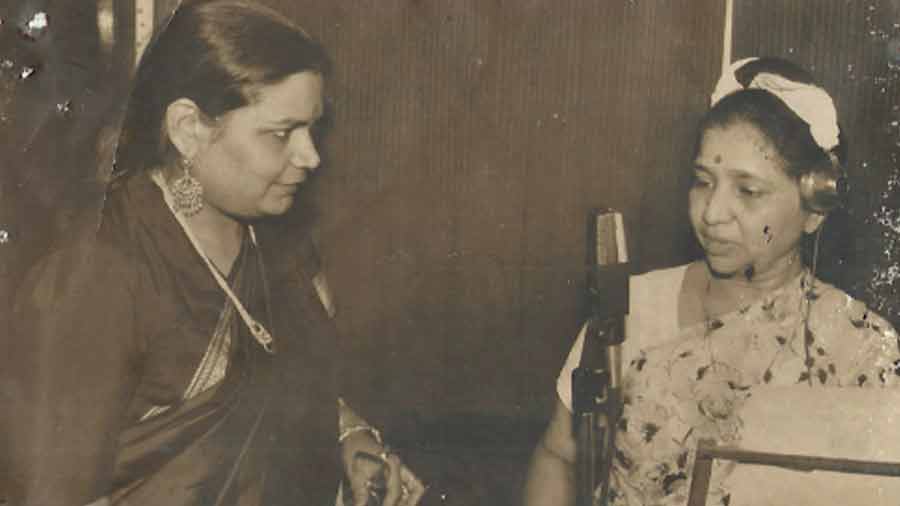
[260,0,724,429]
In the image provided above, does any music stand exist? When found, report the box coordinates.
[686,438,900,506]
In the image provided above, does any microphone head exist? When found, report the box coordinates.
[590,209,629,266]
[588,208,631,322]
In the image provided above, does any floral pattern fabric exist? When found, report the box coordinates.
[558,265,900,506]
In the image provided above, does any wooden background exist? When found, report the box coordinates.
[2,1,898,503]
[266,1,722,501]
[275,0,722,417]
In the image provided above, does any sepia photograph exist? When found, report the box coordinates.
[1,1,900,505]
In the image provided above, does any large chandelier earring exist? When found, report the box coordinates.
[169,157,204,217]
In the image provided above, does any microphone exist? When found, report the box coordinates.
[573,208,630,506]
[586,208,629,386]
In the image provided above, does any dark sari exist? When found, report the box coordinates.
[2,171,343,505]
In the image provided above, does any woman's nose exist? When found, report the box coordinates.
[702,186,732,225]
[290,130,321,171]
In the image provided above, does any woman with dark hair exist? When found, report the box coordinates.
[3,2,423,505]
[523,57,900,506]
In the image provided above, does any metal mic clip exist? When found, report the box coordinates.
[572,319,622,414]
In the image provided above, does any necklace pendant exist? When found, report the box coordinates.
[249,320,276,354]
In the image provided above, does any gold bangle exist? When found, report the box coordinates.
[338,424,383,445]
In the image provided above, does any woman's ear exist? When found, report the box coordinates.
[164,98,206,160]
[803,211,827,234]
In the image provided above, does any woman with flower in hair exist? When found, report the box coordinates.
[2,2,423,505]
[523,57,900,506]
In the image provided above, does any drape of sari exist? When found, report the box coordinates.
[108,232,276,506]
[2,170,344,506]
[557,264,900,506]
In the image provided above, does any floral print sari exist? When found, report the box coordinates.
[558,264,900,506]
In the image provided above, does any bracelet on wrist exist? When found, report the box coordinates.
[338,424,384,445]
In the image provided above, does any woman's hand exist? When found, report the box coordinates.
[342,432,426,506]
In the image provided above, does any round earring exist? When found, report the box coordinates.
[169,157,204,216]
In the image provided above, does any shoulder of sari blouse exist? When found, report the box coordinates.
[629,263,688,312]
[17,235,133,309]
[625,264,688,355]
[806,278,900,387]
[13,208,173,359]
[557,265,688,411]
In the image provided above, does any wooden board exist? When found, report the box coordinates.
[718,387,900,505]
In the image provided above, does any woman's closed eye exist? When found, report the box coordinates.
[271,129,291,141]
[737,185,765,199]
[269,121,316,143]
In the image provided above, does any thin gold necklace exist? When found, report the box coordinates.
[151,170,276,354]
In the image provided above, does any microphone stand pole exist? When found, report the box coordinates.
[572,314,624,506]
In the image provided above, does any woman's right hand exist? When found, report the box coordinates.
[346,449,426,506]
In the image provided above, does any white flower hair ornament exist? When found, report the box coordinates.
[710,57,841,154]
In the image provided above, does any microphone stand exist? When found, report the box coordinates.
[573,266,627,506]
[576,208,628,506]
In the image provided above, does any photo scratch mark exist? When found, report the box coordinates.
[21,11,49,41]
[56,100,72,115]
[19,65,37,80]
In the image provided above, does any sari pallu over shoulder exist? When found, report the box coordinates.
[108,228,279,506]
[253,222,344,506]
[3,171,343,506]
[107,175,345,506]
